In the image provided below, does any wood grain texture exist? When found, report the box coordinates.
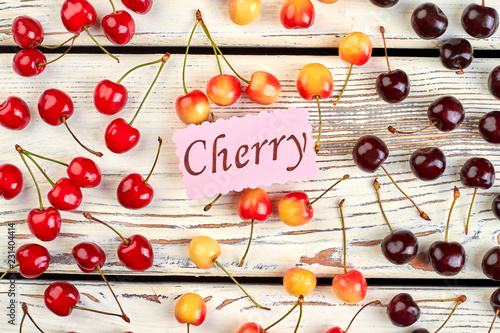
[0,280,496,332]
[2,0,500,49]
[0,53,499,279]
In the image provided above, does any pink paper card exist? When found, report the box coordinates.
[172,107,318,199]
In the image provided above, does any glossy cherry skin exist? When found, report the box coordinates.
[238,188,272,222]
[0,164,23,200]
[387,293,420,327]
[12,16,44,48]
[462,3,499,38]
[104,118,140,154]
[175,90,211,125]
[479,111,500,143]
[174,293,207,326]
[236,322,266,333]
[369,0,398,7]
[44,282,80,317]
[27,207,62,242]
[118,234,153,271]
[280,0,315,29]
[332,269,367,303]
[381,230,419,264]
[121,0,153,14]
[60,0,97,33]
[102,10,136,46]
[38,89,74,126]
[493,194,500,219]
[0,96,30,130]
[16,243,50,278]
[94,80,128,116]
[297,63,334,100]
[488,66,500,99]
[245,71,281,105]
[278,192,313,226]
[460,157,495,189]
[376,69,410,103]
[427,96,465,132]
[325,328,345,333]
[410,147,446,181]
[411,3,448,39]
[228,0,261,26]
[339,32,372,66]
[352,135,389,173]
[12,49,46,77]
[189,236,221,270]
[482,246,500,280]
[117,173,153,209]
[283,267,317,297]
[491,288,500,312]
[428,241,466,276]
[411,329,430,333]
[206,75,241,106]
[47,177,83,211]
[67,157,101,188]
[440,38,473,71]
[72,242,106,273]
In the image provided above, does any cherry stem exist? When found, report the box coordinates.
[388,121,438,135]
[144,137,163,185]
[208,31,223,75]
[0,263,19,281]
[339,199,348,274]
[333,63,353,106]
[182,19,199,95]
[434,296,466,333]
[204,193,222,211]
[116,58,163,84]
[488,309,500,333]
[261,296,303,332]
[72,305,127,321]
[97,266,130,323]
[444,187,460,242]
[16,146,44,211]
[465,187,477,235]
[373,178,393,234]
[238,219,255,267]
[83,213,130,245]
[61,116,103,157]
[415,295,466,304]
[293,300,303,333]
[344,300,381,333]
[20,303,45,333]
[83,26,119,63]
[380,165,430,221]
[37,33,78,67]
[482,0,486,6]
[308,174,350,207]
[380,26,391,72]
[129,53,169,126]
[187,323,190,333]
[35,34,78,49]
[22,151,55,187]
[20,149,68,167]
[456,61,464,75]
[314,96,322,154]
[108,0,117,14]
[213,259,270,310]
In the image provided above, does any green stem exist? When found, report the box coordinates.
[0,263,19,281]
[293,301,303,333]
[23,152,55,187]
[72,306,127,321]
[35,34,78,49]
[465,187,477,235]
[338,199,347,274]
[182,20,199,95]
[21,149,68,167]
[344,300,381,333]
[16,146,44,210]
[238,219,255,267]
[373,178,393,234]
[37,33,77,67]
[116,59,163,84]
[308,174,349,207]
[262,299,300,332]
[108,0,116,14]
[445,187,460,242]
[97,266,130,322]
[83,26,119,63]
[434,298,464,333]
[144,137,163,184]
[83,213,130,245]
[62,117,103,157]
[333,63,353,105]
[314,96,322,153]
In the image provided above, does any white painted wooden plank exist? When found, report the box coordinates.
[0,280,496,332]
[0,54,500,279]
[2,0,500,49]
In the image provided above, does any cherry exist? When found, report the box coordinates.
[410,147,446,181]
[228,0,261,25]
[0,243,50,280]
[0,163,23,200]
[0,96,31,130]
[462,0,499,38]
[12,49,46,77]
[237,188,272,267]
[461,157,495,234]
[489,65,500,99]
[376,26,410,104]
[411,3,448,39]
[174,293,207,330]
[175,90,211,125]
[47,177,83,211]
[489,288,500,332]
[479,111,500,143]
[12,16,44,48]
[278,174,349,226]
[67,157,101,188]
[206,74,241,106]
[325,300,381,333]
[27,207,62,242]
[117,137,162,209]
[236,322,266,333]
[440,39,474,74]
[369,0,398,7]
[483,246,500,280]
[280,0,315,29]
[102,9,135,46]
[429,187,466,276]
[121,0,153,14]
[493,194,500,219]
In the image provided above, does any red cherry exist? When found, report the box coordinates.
[27,207,62,242]
[38,89,73,126]
[121,0,153,14]
[236,322,267,333]
[278,191,314,226]
[0,163,23,200]
[332,269,367,303]
[47,177,83,211]
[94,80,128,115]
[245,71,281,105]
[67,157,101,188]
[105,118,140,154]
[117,234,154,271]
[102,10,136,46]
[206,74,242,106]
[280,0,315,29]
[44,282,80,317]
[326,328,344,333]
[12,16,44,48]
[12,49,46,77]
[60,0,97,33]
[175,90,211,125]
[16,243,50,278]
[72,242,106,273]
[117,173,153,209]
[0,96,31,130]
[238,188,272,222]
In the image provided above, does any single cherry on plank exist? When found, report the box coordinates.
[174,293,207,331]
[411,3,448,39]
[325,300,381,333]
[12,49,47,77]
[12,16,44,48]
[479,111,500,144]
[228,0,261,25]
[280,0,315,29]
[102,0,135,46]
[0,96,31,131]
[488,288,500,332]
[462,0,499,38]
[409,147,446,181]
[122,0,153,14]
[236,322,267,333]
[0,163,23,200]
[0,243,50,281]
[482,246,500,280]
[440,38,474,74]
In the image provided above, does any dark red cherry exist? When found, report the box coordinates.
[376,69,410,104]
[44,282,80,317]
[488,65,500,99]
[387,293,420,327]
[60,0,97,33]
[492,194,500,219]
[0,163,23,200]
[427,96,465,131]
[38,89,73,126]
[381,230,418,265]
[491,288,500,312]
[12,49,46,77]
[411,3,448,39]
[117,173,153,209]
[483,246,500,280]
[410,147,446,181]
[104,118,140,154]
[369,0,398,7]
[479,111,500,143]
[72,242,106,273]
[440,38,474,73]
[67,157,101,188]
[352,135,388,173]
[12,16,44,48]
[462,2,499,38]
[47,177,83,211]
[411,329,430,333]
[428,241,466,276]
[0,96,31,130]
[102,10,136,46]
[27,207,62,242]
[94,80,128,116]
[16,243,50,278]
[460,157,495,189]
[121,0,153,14]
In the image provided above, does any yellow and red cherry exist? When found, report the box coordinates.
[228,0,261,25]
[206,74,241,106]
[175,90,211,125]
[318,0,338,3]
[280,0,315,29]
[245,71,281,105]
[236,322,267,333]
[284,267,317,298]
[175,293,207,328]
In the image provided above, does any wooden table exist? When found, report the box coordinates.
[1,0,500,332]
